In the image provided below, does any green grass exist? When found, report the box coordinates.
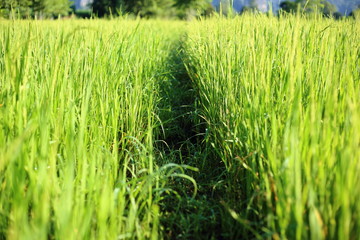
[0,19,195,239]
[184,15,360,239]
[0,15,359,239]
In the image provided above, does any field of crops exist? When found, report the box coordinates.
[0,16,359,239]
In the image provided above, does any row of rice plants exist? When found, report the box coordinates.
[0,19,191,239]
[184,15,360,239]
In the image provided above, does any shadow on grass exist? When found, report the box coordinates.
[155,39,246,240]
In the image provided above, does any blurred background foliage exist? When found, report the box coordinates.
[279,0,341,18]
[1,0,360,19]
[0,0,214,19]
[91,0,214,19]
[0,0,360,20]
[0,0,71,18]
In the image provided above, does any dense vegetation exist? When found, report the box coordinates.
[0,0,214,19]
[91,0,214,19]
[0,0,71,18]
[0,20,190,239]
[0,14,359,239]
[1,0,360,19]
[184,16,360,239]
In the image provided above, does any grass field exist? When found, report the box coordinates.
[0,15,359,239]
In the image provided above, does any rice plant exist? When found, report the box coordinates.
[1,14,359,240]
[184,15,360,239]
[0,19,195,239]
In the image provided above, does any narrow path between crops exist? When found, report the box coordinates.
[155,40,244,239]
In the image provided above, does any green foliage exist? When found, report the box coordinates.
[174,0,214,19]
[214,0,236,16]
[322,1,337,16]
[0,19,195,239]
[350,5,360,19]
[0,0,71,18]
[0,0,33,18]
[184,15,360,239]
[280,0,340,17]
[74,9,92,18]
[91,0,121,17]
[42,0,71,17]
[0,14,359,240]
[279,1,298,13]
[125,0,177,18]
[91,0,213,18]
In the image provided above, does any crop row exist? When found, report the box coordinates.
[0,17,359,239]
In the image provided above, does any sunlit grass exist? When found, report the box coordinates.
[184,15,360,239]
[1,15,359,239]
[0,19,194,239]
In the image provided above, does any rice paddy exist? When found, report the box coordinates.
[0,15,359,239]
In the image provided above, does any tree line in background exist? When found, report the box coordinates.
[91,0,214,19]
[0,0,359,20]
[0,0,214,19]
[0,0,71,18]
[279,0,341,19]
